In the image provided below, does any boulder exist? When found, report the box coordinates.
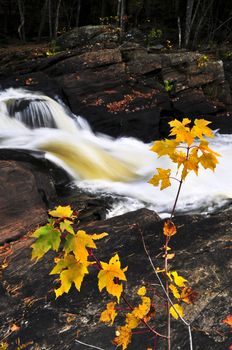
[0,71,64,100]
[56,25,120,50]
[0,207,231,349]
[0,34,232,141]
[0,160,54,244]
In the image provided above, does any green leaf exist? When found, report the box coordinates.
[60,219,75,235]
[31,224,61,261]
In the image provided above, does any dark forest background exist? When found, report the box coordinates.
[0,0,232,49]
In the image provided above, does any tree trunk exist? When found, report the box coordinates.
[177,16,182,49]
[120,0,126,39]
[37,0,49,41]
[17,0,25,41]
[117,0,121,17]
[144,0,151,19]
[48,0,53,39]
[54,0,62,39]
[76,0,81,27]
[192,0,215,48]
[101,0,106,18]
[185,0,194,47]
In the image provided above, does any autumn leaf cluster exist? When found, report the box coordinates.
[149,118,220,189]
[30,119,220,350]
[31,205,127,302]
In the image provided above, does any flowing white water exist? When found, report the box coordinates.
[0,88,232,217]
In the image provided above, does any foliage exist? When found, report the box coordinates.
[31,205,128,302]
[197,55,209,68]
[30,118,220,349]
[149,118,219,186]
[147,28,163,41]
[46,40,60,57]
[164,80,173,93]
[223,315,232,327]
[0,342,8,350]
[99,16,119,26]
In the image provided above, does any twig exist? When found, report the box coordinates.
[75,339,106,350]
[121,293,167,339]
[137,225,193,350]
[164,234,171,350]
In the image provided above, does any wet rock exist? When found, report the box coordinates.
[0,71,63,100]
[0,207,231,349]
[0,160,54,244]
[0,32,232,141]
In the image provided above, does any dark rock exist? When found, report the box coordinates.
[1,38,232,141]
[0,71,63,100]
[172,89,217,116]
[56,25,120,50]
[45,48,123,77]
[121,47,162,75]
[0,160,54,244]
[0,207,231,349]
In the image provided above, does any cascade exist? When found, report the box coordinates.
[0,88,154,182]
[1,87,232,217]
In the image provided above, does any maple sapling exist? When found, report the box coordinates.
[30,118,220,350]
[148,118,220,349]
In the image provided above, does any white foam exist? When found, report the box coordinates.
[1,88,231,217]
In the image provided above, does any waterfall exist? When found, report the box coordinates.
[1,87,232,217]
[0,88,154,182]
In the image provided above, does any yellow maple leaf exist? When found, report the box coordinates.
[179,149,200,180]
[50,254,89,298]
[98,254,127,302]
[64,230,108,263]
[172,271,188,287]
[198,141,220,157]
[149,168,171,190]
[198,141,220,171]
[132,296,151,319]
[113,326,132,350]
[169,118,194,146]
[150,139,178,158]
[170,150,187,167]
[191,119,214,140]
[167,271,187,287]
[125,312,140,329]
[169,283,181,299]
[170,303,184,319]
[49,205,75,219]
[137,286,147,296]
[100,302,117,325]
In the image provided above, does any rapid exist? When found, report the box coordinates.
[0,88,231,218]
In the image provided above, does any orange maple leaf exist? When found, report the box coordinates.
[223,315,232,327]
[163,220,177,236]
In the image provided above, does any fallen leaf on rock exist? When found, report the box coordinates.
[10,324,20,332]
[223,315,232,327]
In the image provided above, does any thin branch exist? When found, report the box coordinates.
[164,234,171,350]
[75,340,106,350]
[137,225,193,350]
[121,294,168,339]
[212,16,232,35]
